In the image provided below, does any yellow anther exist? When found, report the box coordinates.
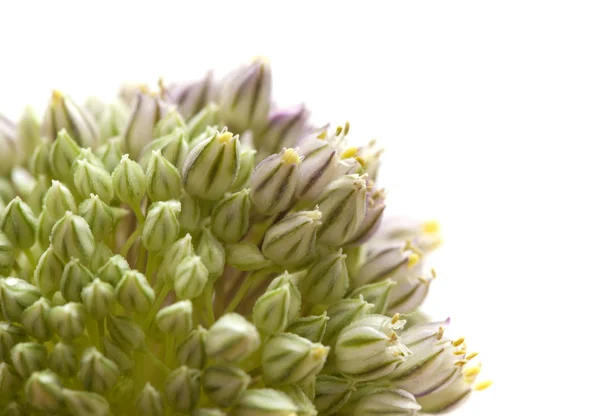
[51,90,63,103]
[436,326,444,340]
[407,253,420,268]
[281,148,301,165]
[217,131,234,143]
[389,332,398,342]
[312,347,328,360]
[466,352,479,361]
[422,220,440,234]
[453,350,467,355]
[343,121,350,135]
[354,156,366,167]
[317,131,327,139]
[368,139,377,146]
[463,366,481,378]
[391,313,401,324]
[454,360,468,367]
[452,337,465,347]
[418,277,430,285]
[474,380,493,391]
[335,126,343,136]
[252,55,270,64]
[431,268,437,278]
[341,147,359,159]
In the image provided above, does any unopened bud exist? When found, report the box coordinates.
[0,197,37,249]
[211,189,250,243]
[174,255,209,299]
[141,127,189,170]
[146,150,182,201]
[252,272,301,334]
[122,92,169,160]
[348,279,396,314]
[73,159,114,203]
[202,365,251,407]
[115,270,155,313]
[79,194,128,241]
[159,234,194,282]
[0,322,27,362]
[63,389,111,416]
[111,154,147,206]
[314,375,354,416]
[299,250,348,305]
[48,129,81,182]
[82,278,116,319]
[255,105,309,158]
[24,370,64,412]
[50,211,96,263]
[142,200,181,252]
[206,313,260,363]
[164,366,202,413]
[60,257,94,302]
[97,137,123,173]
[231,388,297,416]
[229,145,256,192]
[106,314,145,350]
[97,254,130,286]
[166,73,215,120]
[79,347,120,394]
[225,241,271,271]
[321,297,374,347]
[0,277,41,321]
[136,382,165,416]
[30,138,52,176]
[0,231,15,275]
[176,326,207,369]
[156,300,193,336]
[48,302,86,340]
[21,298,52,341]
[43,180,77,221]
[41,90,98,147]
[11,342,47,379]
[280,384,318,416]
[187,103,220,139]
[287,313,329,343]
[196,227,225,275]
[48,341,78,378]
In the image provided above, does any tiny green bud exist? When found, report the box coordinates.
[106,314,145,349]
[26,175,51,215]
[41,90,98,147]
[63,389,112,416]
[202,365,251,407]
[122,92,169,160]
[321,297,374,347]
[345,187,386,245]
[98,100,129,142]
[0,231,15,275]
[262,333,329,387]
[146,150,182,201]
[313,375,355,415]
[287,313,329,343]
[174,255,208,299]
[229,144,256,192]
[103,337,134,371]
[79,194,127,241]
[73,159,114,202]
[159,234,194,282]
[226,241,271,271]
[187,102,220,138]
[252,272,301,334]
[153,109,187,140]
[196,227,225,275]
[231,388,297,416]
[0,178,16,204]
[141,127,189,170]
[48,341,78,378]
[180,192,204,235]
[164,366,202,413]
[36,209,54,249]
[115,270,155,312]
[97,254,130,286]
[0,322,27,361]
[299,250,349,305]
[30,138,52,176]
[89,244,113,276]
[167,74,215,121]
[182,128,240,200]
[21,298,52,341]
[50,211,96,262]
[205,313,260,364]
[48,129,82,182]
[349,279,396,314]
[81,278,116,319]
[280,384,318,416]
[24,370,64,412]
[0,197,37,249]
[17,106,41,164]
[11,342,47,379]
[97,137,123,172]
[0,362,22,403]
[142,200,181,252]
[112,154,147,206]
[79,347,120,394]
[0,277,42,321]
[156,300,193,336]
[211,189,250,243]
[72,147,105,171]
[60,258,94,302]
[176,326,207,369]
[43,180,77,221]
[136,382,165,416]
[48,302,86,340]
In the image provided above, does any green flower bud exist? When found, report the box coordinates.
[98,99,129,142]
[141,127,189,170]
[111,154,147,206]
[262,333,329,387]
[262,209,321,267]
[196,227,225,275]
[174,255,208,299]
[287,313,329,343]
[10,166,36,197]
[81,278,116,319]
[220,59,272,132]
[0,362,22,403]
[11,342,47,379]
[205,313,260,363]
[48,341,78,378]
[348,279,396,314]
[79,194,127,241]
[73,159,114,203]
[26,175,51,215]
[30,138,52,177]
[351,388,420,416]
[153,108,187,138]
[0,178,15,204]
[72,146,105,171]
[48,129,81,182]
[345,187,385,245]
[255,105,309,158]
[202,365,251,407]
[103,337,134,371]
[43,180,77,221]
[316,174,367,246]
[314,375,354,416]
[17,106,41,164]
[97,137,123,173]
[63,389,111,416]
[225,241,271,271]
[136,382,165,416]
[41,90,98,147]
[252,272,301,334]
[48,302,86,340]
[0,322,27,361]
[79,347,120,394]
[0,197,37,249]
[180,192,204,235]
[142,200,181,252]
[156,300,193,336]
[36,209,54,249]
[299,250,348,305]
[146,150,181,201]
[280,384,318,416]
[182,128,240,200]
[108,376,136,413]
[321,297,374,347]
[0,115,17,176]
[21,298,52,341]
[164,366,202,413]
[210,190,250,243]
[159,234,194,282]
[176,326,207,369]
[250,148,302,215]
[50,211,96,262]
[0,231,15,275]
[335,314,410,381]
[51,291,66,306]
[122,92,169,160]
[24,370,64,412]
[187,102,220,138]
[106,314,145,350]
[60,258,94,302]
[231,388,297,416]
[229,145,256,192]
[115,270,155,312]
[0,277,41,321]
[167,74,215,120]
[97,254,130,286]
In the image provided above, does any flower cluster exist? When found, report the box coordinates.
[0,59,490,415]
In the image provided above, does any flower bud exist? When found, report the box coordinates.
[30,138,52,176]
[24,370,64,412]
[166,73,215,120]
[225,241,271,271]
[141,128,189,170]
[137,382,165,416]
[48,129,81,182]
[176,326,207,369]
[102,336,134,371]
[250,148,301,215]
[351,388,420,416]
[108,377,136,413]
[211,189,250,243]
[115,270,155,312]
[122,92,169,160]
[60,258,94,302]
[79,347,120,394]
[229,145,256,192]
[51,291,66,306]
[196,227,225,275]
[0,114,17,176]
[348,279,396,314]
[335,314,410,381]
[0,197,37,249]
[48,341,78,378]
[202,365,251,406]
[153,107,187,138]
[145,150,182,201]
[106,314,145,350]
[11,342,47,379]
[81,278,116,319]
[164,366,202,413]
[73,159,114,203]
[111,154,147,206]
[97,98,129,139]
[63,389,111,416]
[97,254,130,286]
[0,322,27,361]
[252,272,301,334]
[159,234,194,282]
[43,180,77,221]
[174,255,208,299]
[41,90,98,148]
[287,313,329,343]
[255,105,309,158]
[231,388,297,416]
[262,333,329,387]
[36,209,53,249]
[17,106,41,162]
[21,298,52,341]
[48,302,86,340]
[142,200,181,252]
[299,250,348,305]
[0,362,22,403]
[180,192,204,235]
[182,128,240,200]
[316,174,367,246]
[187,103,220,139]
[205,313,260,363]
[156,300,193,336]
[73,146,105,170]
[0,277,41,321]
[280,384,318,416]
[262,209,321,267]
[79,194,127,241]
[50,211,96,262]
[313,375,354,415]
[345,187,385,245]
[321,297,374,348]
[0,231,15,275]
[97,137,123,173]
[220,59,272,132]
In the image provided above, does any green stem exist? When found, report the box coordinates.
[145,255,159,281]
[120,225,143,257]
[86,317,100,350]
[204,282,215,325]
[135,245,147,271]
[143,283,172,331]
[97,319,105,346]
[132,205,145,223]
[165,334,175,368]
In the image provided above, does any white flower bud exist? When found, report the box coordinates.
[159,234,194,282]
[225,242,271,271]
[0,231,15,275]
[252,272,301,334]
[97,254,130,286]
[0,277,42,321]
[145,150,181,202]
[348,279,396,314]
[156,300,193,336]
[202,365,251,407]
[196,227,225,275]
[314,375,354,415]
[0,197,37,249]
[231,388,298,416]
[50,211,96,263]
[81,278,116,319]
[43,180,77,221]
[48,302,86,340]
[174,255,208,299]
[60,257,94,302]
[176,326,207,369]
[287,313,329,343]
[122,92,169,160]
[41,90,98,148]
[48,129,81,182]
[206,313,260,364]
[79,194,128,241]
[0,322,27,362]
[299,250,348,305]
[211,189,250,243]
[141,127,189,170]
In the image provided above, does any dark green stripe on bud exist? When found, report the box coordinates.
[97,137,123,173]
[30,138,52,177]
[174,255,208,299]
[73,159,114,203]
[211,189,250,243]
[48,129,81,182]
[348,279,396,314]
[176,326,207,369]
[48,342,78,378]
[48,302,86,340]
[79,194,128,241]
[196,227,225,275]
[43,180,77,221]
[0,322,27,362]
[0,197,37,249]
[106,314,145,350]
[166,72,215,121]
[146,150,182,201]
[60,258,94,302]
[156,300,193,336]
[225,242,271,271]
[141,127,189,171]
[159,234,194,282]
[232,388,298,416]
[78,347,120,394]
[41,90,98,148]
[24,370,64,413]
[115,270,155,313]
[36,209,54,249]
[280,384,318,416]
[0,231,15,275]
[314,375,355,416]
[50,211,96,263]
[321,297,374,347]
[180,192,204,235]
[63,389,112,416]
[299,250,349,305]
[0,277,42,321]
[82,278,116,319]
[287,313,329,343]
[202,365,251,407]
[21,298,52,341]
[112,154,147,206]
[205,313,260,364]
[153,108,187,139]
[351,388,420,416]
[10,342,47,379]
[136,382,165,416]
[103,337,134,371]
[229,145,256,192]
[122,92,169,160]
[252,272,301,335]
[164,366,202,413]
[255,105,309,159]
[187,103,220,141]
[142,200,181,252]
[97,254,130,286]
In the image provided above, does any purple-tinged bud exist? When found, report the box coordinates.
[41,90,98,148]
[141,127,189,170]
[255,105,309,159]
[165,72,215,120]
[122,92,169,160]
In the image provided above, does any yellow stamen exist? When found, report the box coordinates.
[466,352,479,361]
[436,327,444,340]
[474,380,493,391]
[463,366,481,378]
[317,131,327,140]
[391,313,401,325]
[407,253,420,268]
[217,132,234,143]
[422,220,440,234]
[281,148,301,165]
[418,277,430,285]
[312,347,328,360]
[452,337,465,347]
[389,332,398,342]
[453,350,467,355]
[431,268,437,278]
[335,126,343,136]
[354,156,366,167]
[343,121,350,135]
[341,147,359,159]
[51,90,63,103]
[454,360,468,367]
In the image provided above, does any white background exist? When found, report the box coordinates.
[2,1,599,414]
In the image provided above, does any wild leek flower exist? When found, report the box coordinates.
[0,58,490,415]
